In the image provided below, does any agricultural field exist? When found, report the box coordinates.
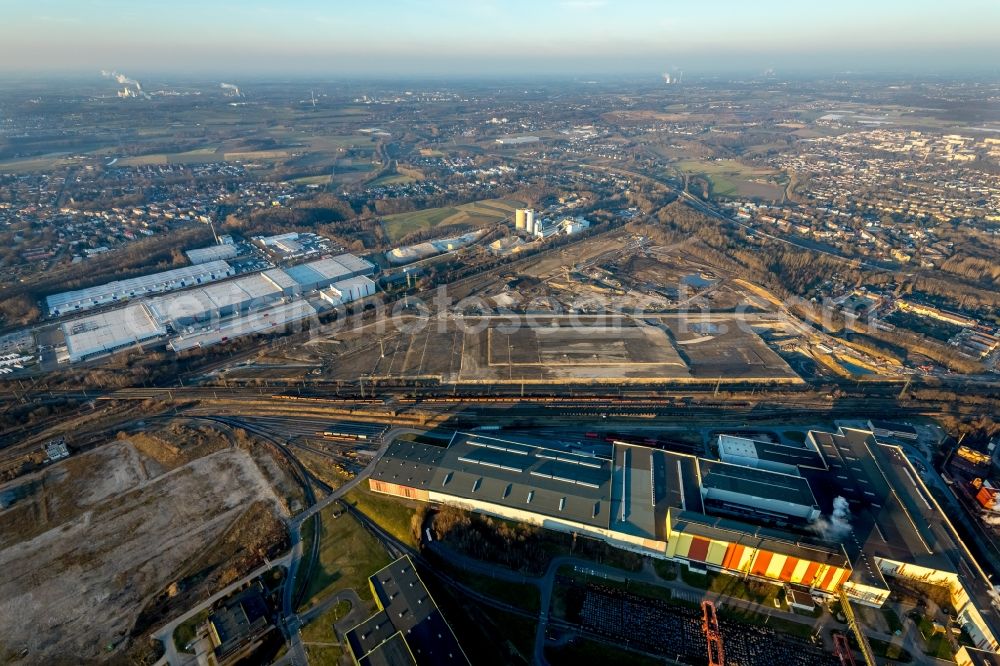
[0,154,81,172]
[118,147,222,166]
[369,165,425,187]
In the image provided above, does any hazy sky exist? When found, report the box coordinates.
[3,0,999,77]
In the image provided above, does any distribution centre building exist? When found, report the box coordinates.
[55,253,375,362]
[46,260,234,316]
[282,253,376,292]
[146,273,284,327]
[61,302,167,362]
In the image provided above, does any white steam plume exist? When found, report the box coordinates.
[220,82,241,97]
[810,496,853,541]
[101,69,142,91]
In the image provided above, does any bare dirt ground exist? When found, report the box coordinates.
[0,437,289,664]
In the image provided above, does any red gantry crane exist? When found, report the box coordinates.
[833,633,858,666]
[701,600,725,666]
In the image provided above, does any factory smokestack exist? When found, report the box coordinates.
[101,70,144,96]
[220,82,242,97]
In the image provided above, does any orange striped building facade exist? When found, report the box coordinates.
[664,513,852,594]
[372,477,853,596]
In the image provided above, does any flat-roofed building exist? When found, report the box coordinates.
[284,253,376,292]
[252,232,335,261]
[345,556,468,666]
[261,268,300,297]
[147,273,283,326]
[319,275,377,307]
[957,646,1000,666]
[807,427,1000,647]
[717,434,826,475]
[369,428,1000,649]
[186,244,239,264]
[329,252,376,278]
[206,582,274,662]
[46,260,233,316]
[665,509,852,594]
[866,419,919,441]
[699,459,822,524]
[62,303,167,362]
[370,434,614,537]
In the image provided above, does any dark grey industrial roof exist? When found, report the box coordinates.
[358,633,416,666]
[959,648,1000,666]
[372,434,614,529]
[755,440,826,470]
[718,434,827,471]
[806,427,959,575]
[700,459,818,508]
[611,445,702,541]
[868,420,918,435]
[347,612,399,663]
[369,556,468,666]
[375,428,986,609]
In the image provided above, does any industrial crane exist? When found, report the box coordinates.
[701,600,725,666]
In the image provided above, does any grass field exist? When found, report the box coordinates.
[369,173,417,186]
[299,504,392,609]
[173,608,210,653]
[288,174,332,186]
[369,166,424,187]
[673,158,785,199]
[303,644,343,666]
[307,135,379,151]
[343,485,420,548]
[431,555,541,613]
[300,599,351,665]
[381,197,525,242]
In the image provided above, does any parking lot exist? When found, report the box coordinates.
[568,579,840,665]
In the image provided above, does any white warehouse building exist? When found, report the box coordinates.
[146,273,285,327]
[319,276,377,307]
[283,254,376,292]
[62,303,167,363]
[46,260,234,316]
[186,244,239,264]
